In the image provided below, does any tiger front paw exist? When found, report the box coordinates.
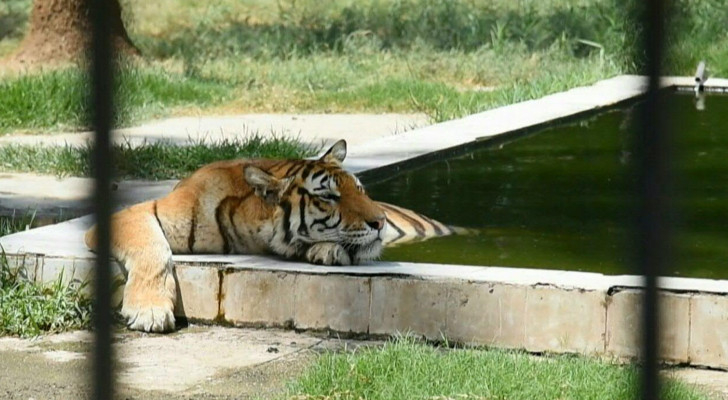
[121,280,176,333]
[305,242,351,266]
[122,302,175,333]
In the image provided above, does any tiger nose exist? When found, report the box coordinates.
[366,216,386,231]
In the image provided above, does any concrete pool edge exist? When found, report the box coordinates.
[4,246,728,369]
[3,74,728,368]
[347,75,728,183]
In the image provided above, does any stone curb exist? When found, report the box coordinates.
[5,251,727,369]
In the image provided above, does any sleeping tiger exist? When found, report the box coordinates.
[85,140,461,332]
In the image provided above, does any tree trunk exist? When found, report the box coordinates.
[6,0,139,67]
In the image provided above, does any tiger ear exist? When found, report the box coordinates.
[244,166,294,204]
[319,139,347,165]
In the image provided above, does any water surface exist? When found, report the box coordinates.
[367,93,728,279]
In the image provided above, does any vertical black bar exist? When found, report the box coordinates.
[637,0,670,399]
[88,0,115,398]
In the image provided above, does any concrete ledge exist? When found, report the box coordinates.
[606,290,691,363]
[6,232,728,368]
[370,278,448,340]
[446,282,526,348]
[2,214,722,368]
[690,295,728,368]
[525,286,606,355]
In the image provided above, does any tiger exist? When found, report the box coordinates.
[85,139,462,333]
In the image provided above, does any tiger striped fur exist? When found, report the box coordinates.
[85,140,461,332]
[379,202,463,246]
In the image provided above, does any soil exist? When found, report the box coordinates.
[2,0,139,71]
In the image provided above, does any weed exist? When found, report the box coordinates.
[0,210,36,237]
[0,251,92,337]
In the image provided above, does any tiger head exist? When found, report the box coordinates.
[244,140,386,265]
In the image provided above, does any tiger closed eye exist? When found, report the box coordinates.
[321,193,340,201]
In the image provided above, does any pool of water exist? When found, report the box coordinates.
[367,92,728,279]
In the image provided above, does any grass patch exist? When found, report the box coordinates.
[2,0,728,131]
[0,211,37,237]
[0,210,77,238]
[0,66,230,134]
[0,135,319,179]
[0,212,89,338]
[0,251,92,337]
[286,337,711,400]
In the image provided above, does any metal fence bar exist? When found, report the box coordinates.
[638,0,670,399]
[88,0,116,398]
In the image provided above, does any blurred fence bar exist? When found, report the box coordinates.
[638,0,671,399]
[88,0,116,398]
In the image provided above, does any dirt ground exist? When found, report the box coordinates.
[0,325,373,400]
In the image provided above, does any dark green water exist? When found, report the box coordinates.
[367,93,728,279]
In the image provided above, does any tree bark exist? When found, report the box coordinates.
[6,0,139,67]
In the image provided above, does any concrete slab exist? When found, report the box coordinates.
[222,269,296,327]
[667,368,728,399]
[689,295,728,368]
[446,282,527,348]
[0,325,343,398]
[115,327,320,392]
[370,278,448,340]
[525,286,607,355]
[0,113,429,147]
[0,173,176,217]
[606,290,691,363]
[293,274,371,333]
[174,264,221,321]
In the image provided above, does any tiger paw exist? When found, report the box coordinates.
[121,299,175,333]
[305,242,352,266]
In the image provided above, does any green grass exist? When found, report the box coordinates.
[0,135,319,179]
[286,337,711,400]
[1,0,728,132]
[0,66,230,134]
[0,251,92,337]
[0,211,36,237]
[0,212,89,337]
[0,210,77,238]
